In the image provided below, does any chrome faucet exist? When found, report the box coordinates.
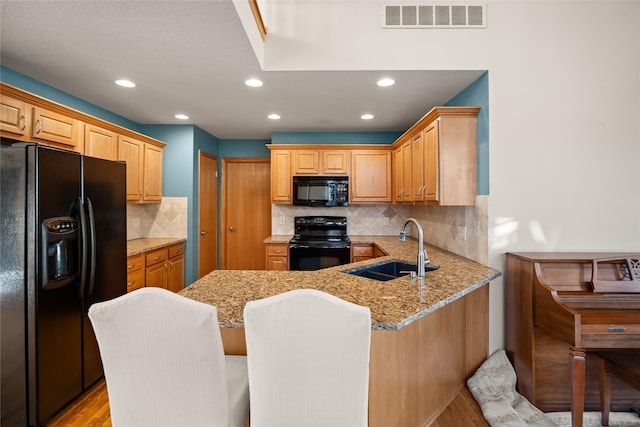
[399,218,430,277]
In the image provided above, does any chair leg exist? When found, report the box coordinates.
[598,356,611,426]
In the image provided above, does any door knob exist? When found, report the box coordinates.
[200,231,208,236]
[228,226,235,231]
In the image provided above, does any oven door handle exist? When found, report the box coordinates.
[289,243,312,249]
[289,243,351,249]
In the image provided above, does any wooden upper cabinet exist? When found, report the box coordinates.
[410,131,425,201]
[0,95,30,138]
[423,121,439,202]
[393,141,412,203]
[292,149,349,175]
[117,136,163,203]
[143,142,163,202]
[271,150,292,203]
[321,150,349,175]
[350,150,392,203]
[391,106,479,206]
[31,106,83,152]
[292,150,319,174]
[118,136,145,202]
[85,124,117,160]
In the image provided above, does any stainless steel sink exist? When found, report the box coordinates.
[342,260,439,282]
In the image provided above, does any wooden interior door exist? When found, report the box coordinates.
[222,159,271,270]
[198,151,219,278]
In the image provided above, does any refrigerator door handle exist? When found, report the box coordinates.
[85,197,96,297]
[77,197,88,299]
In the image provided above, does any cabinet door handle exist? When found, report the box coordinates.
[228,226,235,232]
[200,231,208,236]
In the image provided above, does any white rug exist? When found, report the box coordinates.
[467,350,640,427]
[544,411,640,427]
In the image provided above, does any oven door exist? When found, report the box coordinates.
[289,244,351,271]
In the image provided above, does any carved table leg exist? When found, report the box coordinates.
[597,355,611,426]
[570,348,586,427]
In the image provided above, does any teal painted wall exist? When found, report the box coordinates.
[445,72,489,195]
[140,125,200,283]
[272,131,401,145]
[1,66,142,132]
[219,139,270,158]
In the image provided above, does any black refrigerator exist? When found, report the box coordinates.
[1,143,127,426]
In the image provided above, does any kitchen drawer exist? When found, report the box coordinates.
[145,248,168,267]
[168,243,184,258]
[352,245,373,257]
[267,245,288,257]
[127,269,144,293]
[127,254,144,274]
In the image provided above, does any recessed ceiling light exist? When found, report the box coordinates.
[376,78,395,87]
[175,114,189,120]
[268,113,281,120]
[245,79,263,87]
[115,79,136,88]
[361,114,374,120]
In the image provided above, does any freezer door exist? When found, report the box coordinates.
[81,156,127,388]
[34,146,84,426]
[1,147,29,426]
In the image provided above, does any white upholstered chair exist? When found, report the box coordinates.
[243,289,371,427]
[88,287,249,427]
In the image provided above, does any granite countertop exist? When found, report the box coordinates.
[127,237,186,257]
[180,235,501,331]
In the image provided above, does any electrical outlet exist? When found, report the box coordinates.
[457,226,467,240]
[279,217,286,225]
[383,217,389,226]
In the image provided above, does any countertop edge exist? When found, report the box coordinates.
[127,237,187,257]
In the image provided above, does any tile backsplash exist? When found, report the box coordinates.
[410,196,488,264]
[271,196,488,264]
[271,204,411,236]
[127,197,188,240]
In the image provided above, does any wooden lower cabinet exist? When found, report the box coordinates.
[219,284,490,426]
[126,254,145,293]
[128,242,185,293]
[265,243,289,271]
[167,245,185,293]
[351,244,373,262]
[351,243,386,263]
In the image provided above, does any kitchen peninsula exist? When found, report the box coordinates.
[180,237,500,427]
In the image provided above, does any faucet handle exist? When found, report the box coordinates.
[423,249,430,264]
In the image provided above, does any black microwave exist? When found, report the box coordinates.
[292,177,349,207]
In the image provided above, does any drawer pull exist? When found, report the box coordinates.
[608,327,626,333]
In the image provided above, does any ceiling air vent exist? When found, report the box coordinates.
[383,4,486,28]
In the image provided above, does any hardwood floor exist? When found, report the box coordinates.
[48,380,489,427]
[48,381,111,427]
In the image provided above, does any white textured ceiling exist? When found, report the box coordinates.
[0,0,484,140]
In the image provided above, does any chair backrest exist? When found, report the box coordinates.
[88,287,230,427]
[243,289,371,427]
